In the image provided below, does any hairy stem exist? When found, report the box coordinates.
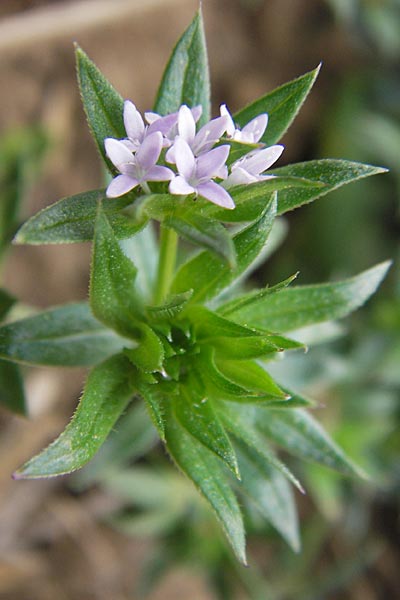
[154,225,178,304]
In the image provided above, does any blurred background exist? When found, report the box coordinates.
[0,1,398,598]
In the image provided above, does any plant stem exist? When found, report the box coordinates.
[154,225,178,304]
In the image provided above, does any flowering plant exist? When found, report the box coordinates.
[2,11,390,563]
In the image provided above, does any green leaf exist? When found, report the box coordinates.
[90,207,142,338]
[223,261,391,332]
[236,441,300,551]
[257,408,364,477]
[0,359,26,415]
[215,359,287,400]
[73,402,157,486]
[186,306,297,359]
[165,411,246,564]
[234,65,321,145]
[146,291,193,322]
[273,159,388,215]
[218,273,298,317]
[14,354,136,478]
[119,222,158,301]
[171,194,277,303]
[166,214,236,267]
[76,46,125,171]
[154,9,210,126]
[173,383,240,478]
[0,288,16,320]
[0,302,127,366]
[14,190,142,245]
[139,383,167,441]
[195,349,268,401]
[219,403,304,493]
[205,177,325,223]
[125,325,164,373]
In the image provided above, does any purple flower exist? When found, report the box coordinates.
[220,104,268,144]
[169,138,234,209]
[223,145,284,188]
[145,105,202,146]
[166,105,229,162]
[105,132,174,197]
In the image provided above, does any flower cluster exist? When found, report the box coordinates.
[105,100,284,209]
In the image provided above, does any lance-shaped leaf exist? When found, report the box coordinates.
[138,382,167,441]
[14,353,136,478]
[236,441,300,552]
[173,381,240,478]
[14,190,141,245]
[234,65,321,146]
[165,411,246,564]
[165,214,236,267]
[0,359,26,415]
[0,303,126,366]
[257,408,364,477]
[187,306,300,359]
[146,291,193,322]
[120,222,158,301]
[273,159,388,215]
[222,261,391,332]
[194,348,273,402]
[215,358,287,400]
[219,403,304,493]
[90,207,143,338]
[154,9,210,126]
[205,176,325,223]
[76,46,125,171]
[171,194,276,303]
[124,325,164,373]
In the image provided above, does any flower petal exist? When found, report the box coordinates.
[196,145,230,181]
[243,145,284,175]
[220,104,235,137]
[146,165,175,182]
[105,138,135,169]
[136,132,163,170]
[173,137,196,181]
[178,105,196,144]
[241,113,268,143]
[193,115,229,155]
[106,174,138,197]
[124,100,145,143]
[169,175,196,196]
[197,180,235,209]
[223,167,257,188]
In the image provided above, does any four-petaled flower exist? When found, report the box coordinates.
[220,104,268,144]
[169,138,235,209]
[104,100,284,206]
[105,131,174,197]
[223,145,284,188]
[166,105,229,162]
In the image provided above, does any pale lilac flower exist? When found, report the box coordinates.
[169,137,234,209]
[145,105,202,146]
[105,132,174,197]
[223,145,284,189]
[220,104,268,144]
[166,105,229,162]
[120,100,147,152]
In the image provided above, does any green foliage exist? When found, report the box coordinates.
[234,65,321,146]
[7,11,391,566]
[76,46,125,171]
[154,8,210,125]
[0,303,127,366]
[14,353,137,478]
